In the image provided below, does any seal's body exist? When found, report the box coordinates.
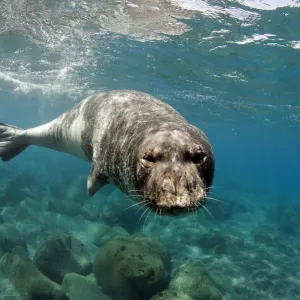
[0,90,214,215]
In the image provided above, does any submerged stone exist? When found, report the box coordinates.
[81,206,99,221]
[16,197,47,222]
[34,231,92,284]
[0,172,42,206]
[252,226,278,244]
[62,273,112,300]
[50,176,88,205]
[151,290,193,300]
[169,259,222,300]
[207,198,248,221]
[277,204,300,234]
[214,235,244,255]
[94,235,171,300]
[0,224,27,259]
[100,192,146,233]
[0,246,68,300]
[48,198,82,217]
[65,176,88,205]
[198,232,225,249]
[94,225,130,247]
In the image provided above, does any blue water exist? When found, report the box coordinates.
[0,1,300,299]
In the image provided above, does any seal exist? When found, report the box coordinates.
[0,90,214,215]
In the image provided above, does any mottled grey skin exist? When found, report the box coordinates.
[0,90,214,215]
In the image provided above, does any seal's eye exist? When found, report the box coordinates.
[144,154,156,163]
[192,152,207,165]
[140,154,157,168]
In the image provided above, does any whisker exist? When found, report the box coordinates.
[154,208,158,223]
[192,208,197,229]
[143,210,152,229]
[135,202,150,216]
[128,189,144,193]
[202,204,214,220]
[205,196,226,205]
[199,207,205,218]
[127,193,142,196]
[123,200,149,211]
[138,207,151,225]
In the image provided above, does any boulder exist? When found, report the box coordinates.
[207,198,248,221]
[94,235,171,300]
[93,225,130,247]
[169,259,222,300]
[214,235,244,255]
[0,172,42,206]
[34,231,92,283]
[252,227,277,244]
[81,206,99,222]
[62,273,112,300]
[100,191,145,233]
[0,246,68,300]
[16,197,47,222]
[198,232,225,249]
[48,199,82,217]
[0,224,27,258]
[277,203,300,234]
[151,290,193,300]
[50,176,88,205]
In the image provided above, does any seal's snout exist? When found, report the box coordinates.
[161,167,184,195]
[149,163,207,214]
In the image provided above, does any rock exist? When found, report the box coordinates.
[277,204,300,234]
[49,179,66,200]
[100,191,145,233]
[87,222,110,245]
[0,246,68,300]
[214,235,244,255]
[252,227,277,244]
[48,199,82,217]
[50,176,88,205]
[0,224,27,258]
[151,290,193,300]
[169,259,222,300]
[207,198,248,221]
[94,235,171,300]
[81,206,99,222]
[94,226,130,247]
[0,172,42,206]
[176,225,208,245]
[16,197,47,222]
[88,222,130,247]
[198,232,225,249]
[0,277,21,300]
[65,177,88,205]
[62,273,112,300]
[34,231,92,284]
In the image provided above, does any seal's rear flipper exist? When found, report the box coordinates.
[87,164,107,196]
[0,123,28,161]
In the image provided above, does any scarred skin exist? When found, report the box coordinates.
[0,90,214,215]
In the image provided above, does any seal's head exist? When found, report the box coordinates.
[135,128,214,215]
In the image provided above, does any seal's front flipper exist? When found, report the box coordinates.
[0,123,29,161]
[87,165,107,196]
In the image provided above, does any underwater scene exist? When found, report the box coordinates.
[0,0,300,299]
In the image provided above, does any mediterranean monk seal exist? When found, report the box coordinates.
[0,90,214,215]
